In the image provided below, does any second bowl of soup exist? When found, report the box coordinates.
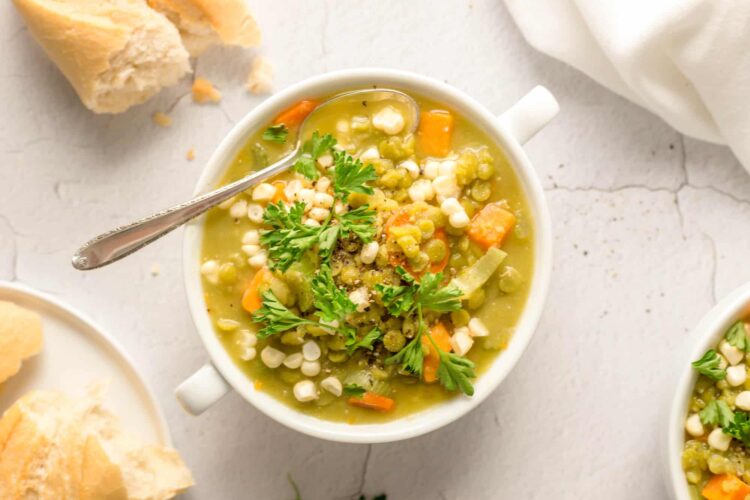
[178,69,557,442]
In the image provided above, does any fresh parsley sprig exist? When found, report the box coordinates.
[337,206,376,242]
[726,321,749,352]
[699,400,734,427]
[376,267,462,317]
[435,349,476,396]
[292,132,336,180]
[347,328,383,355]
[385,335,424,377]
[724,411,750,446]
[379,269,472,394]
[331,150,377,202]
[260,202,322,272]
[691,349,727,381]
[262,124,288,144]
[311,265,356,322]
[252,290,316,339]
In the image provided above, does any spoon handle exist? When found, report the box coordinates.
[72,154,295,270]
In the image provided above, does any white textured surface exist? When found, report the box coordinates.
[2,1,750,499]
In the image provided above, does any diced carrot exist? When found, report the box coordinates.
[466,202,516,250]
[271,181,288,203]
[702,474,750,500]
[417,110,454,157]
[347,392,395,412]
[428,229,450,274]
[422,322,452,383]
[273,99,319,127]
[241,267,272,313]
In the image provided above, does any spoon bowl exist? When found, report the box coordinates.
[71,89,419,271]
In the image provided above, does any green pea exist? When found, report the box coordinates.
[383,329,406,352]
[325,335,345,351]
[281,329,305,346]
[327,351,349,363]
[424,239,447,263]
[408,252,430,273]
[340,265,359,284]
[397,235,420,258]
[417,219,435,239]
[280,368,303,385]
[470,181,492,202]
[449,252,466,268]
[401,317,418,338]
[423,206,447,228]
[477,162,495,180]
[379,169,404,189]
[218,262,238,284]
[467,288,485,310]
[498,266,523,293]
[451,309,470,327]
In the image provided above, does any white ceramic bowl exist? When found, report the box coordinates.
[666,282,750,498]
[176,68,558,443]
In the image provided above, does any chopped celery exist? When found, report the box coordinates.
[450,247,506,298]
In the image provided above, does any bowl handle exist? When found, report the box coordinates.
[498,86,559,145]
[175,363,231,415]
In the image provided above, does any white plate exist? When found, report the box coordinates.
[0,281,170,445]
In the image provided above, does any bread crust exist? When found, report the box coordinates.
[11,0,191,113]
[147,0,261,55]
[0,389,194,499]
[0,300,43,384]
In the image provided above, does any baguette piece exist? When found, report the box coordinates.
[0,388,194,499]
[12,0,192,114]
[0,301,43,384]
[147,0,261,56]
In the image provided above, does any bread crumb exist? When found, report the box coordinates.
[152,112,172,127]
[192,77,222,103]
[246,56,273,95]
[150,263,161,276]
[186,148,196,161]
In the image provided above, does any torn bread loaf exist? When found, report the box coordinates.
[12,0,191,114]
[0,388,194,499]
[147,0,261,56]
[0,301,43,384]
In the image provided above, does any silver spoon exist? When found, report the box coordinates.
[72,89,419,270]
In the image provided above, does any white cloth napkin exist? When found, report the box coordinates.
[504,0,750,171]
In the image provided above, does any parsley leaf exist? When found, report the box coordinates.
[724,411,750,446]
[347,328,382,355]
[385,334,424,376]
[375,281,415,317]
[726,321,750,352]
[261,202,323,272]
[336,205,376,242]
[343,384,366,397]
[310,265,356,324]
[317,225,340,261]
[292,132,337,180]
[252,290,315,339]
[331,150,377,201]
[699,400,734,427]
[262,124,288,143]
[376,268,460,316]
[436,350,476,396]
[417,272,462,313]
[691,349,727,381]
